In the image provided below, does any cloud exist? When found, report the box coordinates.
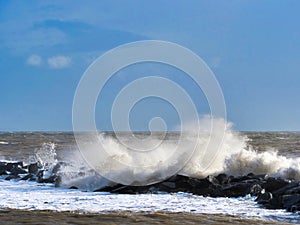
[27,54,42,66]
[47,55,71,69]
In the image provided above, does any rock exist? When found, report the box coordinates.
[230,175,254,183]
[10,166,27,176]
[250,184,263,196]
[69,186,78,189]
[38,175,58,183]
[52,162,67,174]
[158,181,176,191]
[256,192,273,205]
[222,182,252,197]
[54,176,62,187]
[281,194,300,210]
[110,185,149,194]
[169,176,193,193]
[6,162,23,171]
[28,163,39,174]
[272,182,299,195]
[284,185,300,194]
[37,170,44,181]
[5,174,20,180]
[215,174,230,185]
[21,174,35,181]
[94,184,124,192]
[0,167,8,175]
[161,181,176,189]
[290,204,300,213]
[265,195,283,209]
[37,169,58,183]
[263,177,290,192]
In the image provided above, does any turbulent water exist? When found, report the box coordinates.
[1,131,300,224]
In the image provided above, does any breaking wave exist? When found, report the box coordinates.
[28,118,300,190]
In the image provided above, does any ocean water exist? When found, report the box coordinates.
[1,131,300,224]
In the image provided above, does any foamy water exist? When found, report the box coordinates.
[0,179,299,223]
[1,128,300,223]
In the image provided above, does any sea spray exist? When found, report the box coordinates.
[30,119,300,189]
[224,148,300,180]
[34,142,57,170]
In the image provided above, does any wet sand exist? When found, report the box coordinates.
[0,210,294,225]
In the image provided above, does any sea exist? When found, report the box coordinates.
[0,130,300,224]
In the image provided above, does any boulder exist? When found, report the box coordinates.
[10,166,27,176]
[6,162,23,171]
[284,185,300,195]
[20,174,35,181]
[215,173,230,185]
[263,177,290,192]
[272,182,299,196]
[256,192,272,205]
[281,194,300,211]
[28,163,40,174]
[5,174,20,180]
[290,204,300,213]
[250,184,263,196]
[222,182,252,197]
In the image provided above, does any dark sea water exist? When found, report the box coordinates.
[0,132,300,224]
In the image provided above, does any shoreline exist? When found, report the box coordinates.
[0,209,293,225]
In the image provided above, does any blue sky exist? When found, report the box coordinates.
[0,0,300,131]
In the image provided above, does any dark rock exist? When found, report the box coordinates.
[169,176,193,193]
[256,192,273,205]
[108,184,124,192]
[37,170,44,181]
[0,167,8,175]
[265,196,283,209]
[222,182,252,197]
[250,184,263,196]
[281,194,300,210]
[38,175,58,183]
[230,175,254,183]
[94,184,125,192]
[110,185,149,194]
[263,177,290,192]
[52,163,62,174]
[52,162,67,174]
[285,185,300,194]
[252,174,267,180]
[54,176,62,187]
[5,174,20,180]
[215,173,229,185]
[159,181,176,190]
[10,166,27,176]
[207,175,220,185]
[290,204,300,213]
[272,182,299,196]
[21,174,35,181]
[28,163,40,174]
[37,169,58,183]
[6,162,23,171]
[69,186,78,189]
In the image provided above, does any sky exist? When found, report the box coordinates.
[0,0,300,131]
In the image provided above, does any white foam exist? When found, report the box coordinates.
[0,180,298,223]
[34,117,300,189]
[68,117,247,185]
[224,148,300,179]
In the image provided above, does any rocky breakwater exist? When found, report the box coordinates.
[1,161,300,213]
[0,161,60,184]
